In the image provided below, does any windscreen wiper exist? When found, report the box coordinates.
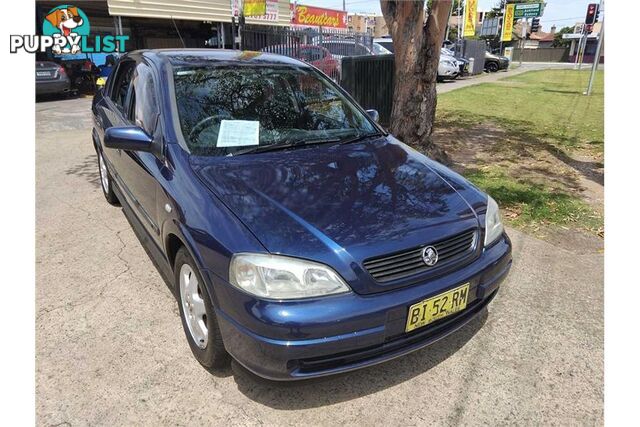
[230,137,341,156]
[338,132,383,146]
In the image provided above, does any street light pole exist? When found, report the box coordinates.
[585,0,604,96]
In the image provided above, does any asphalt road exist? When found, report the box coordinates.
[36,96,603,426]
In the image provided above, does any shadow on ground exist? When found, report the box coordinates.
[434,114,603,188]
[65,154,101,189]
[36,92,80,103]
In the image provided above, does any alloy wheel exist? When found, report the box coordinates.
[179,264,208,349]
[98,152,109,194]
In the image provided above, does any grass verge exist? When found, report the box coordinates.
[435,69,604,236]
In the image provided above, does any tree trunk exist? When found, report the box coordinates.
[381,0,452,163]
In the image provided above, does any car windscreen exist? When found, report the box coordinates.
[372,43,392,55]
[376,41,394,52]
[173,65,377,156]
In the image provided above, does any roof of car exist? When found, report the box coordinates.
[136,49,310,68]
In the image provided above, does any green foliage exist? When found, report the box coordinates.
[553,26,575,47]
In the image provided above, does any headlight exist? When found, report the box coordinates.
[229,253,351,299]
[484,196,504,246]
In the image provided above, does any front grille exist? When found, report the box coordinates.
[363,229,478,282]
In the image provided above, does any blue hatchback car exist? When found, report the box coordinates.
[92,49,512,380]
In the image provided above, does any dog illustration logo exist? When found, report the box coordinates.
[42,5,90,54]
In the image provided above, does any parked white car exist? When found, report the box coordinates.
[438,55,459,81]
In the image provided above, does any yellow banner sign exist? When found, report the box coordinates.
[501,3,515,42]
[243,0,266,17]
[463,0,478,37]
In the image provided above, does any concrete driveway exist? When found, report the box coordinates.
[36,97,603,426]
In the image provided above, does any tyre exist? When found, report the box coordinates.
[486,62,499,73]
[97,149,119,205]
[174,247,230,371]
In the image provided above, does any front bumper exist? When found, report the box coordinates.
[439,66,459,78]
[209,234,512,380]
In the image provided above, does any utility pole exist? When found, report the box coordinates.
[457,0,462,52]
[577,29,586,70]
[519,18,527,66]
[573,25,585,69]
[343,0,346,11]
[585,0,604,96]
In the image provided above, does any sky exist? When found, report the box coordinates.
[296,0,597,32]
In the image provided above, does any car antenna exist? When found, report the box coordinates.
[171,16,186,48]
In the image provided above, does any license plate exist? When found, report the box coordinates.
[36,71,51,77]
[405,283,470,332]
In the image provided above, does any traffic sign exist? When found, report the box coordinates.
[513,3,543,18]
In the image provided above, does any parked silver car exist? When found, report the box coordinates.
[35,61,71,96]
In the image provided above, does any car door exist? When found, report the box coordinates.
[94,59,137,189]
[117,60,163,242]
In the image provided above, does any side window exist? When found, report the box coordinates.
[308,47,323,61]
[130,63,159,134]
[325,43,340,56]
[300,47,321,62]
[345,44,356,56]
[109,61,135,112]
[354,44,369,56]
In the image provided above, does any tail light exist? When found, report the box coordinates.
[58,66,66,76]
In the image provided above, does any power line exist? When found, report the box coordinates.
[541,16,584,23]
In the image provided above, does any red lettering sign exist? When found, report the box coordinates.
[292,5,347,29]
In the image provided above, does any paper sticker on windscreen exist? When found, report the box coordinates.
[216,120,260,147]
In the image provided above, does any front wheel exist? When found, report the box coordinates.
[175,247,230,371]
[97,150,119,205]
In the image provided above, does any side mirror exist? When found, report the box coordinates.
[366,109,380,123]
[104,126,153,152]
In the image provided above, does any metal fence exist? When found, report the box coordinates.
[453,40,487,75]
[340,55,394,127]
[241,24,373,82]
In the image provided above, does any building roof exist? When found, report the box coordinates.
[529,31,555,42]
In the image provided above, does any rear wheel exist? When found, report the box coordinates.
[175,247,229,371]
[97,150,119,205]
[486,62,499,73]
